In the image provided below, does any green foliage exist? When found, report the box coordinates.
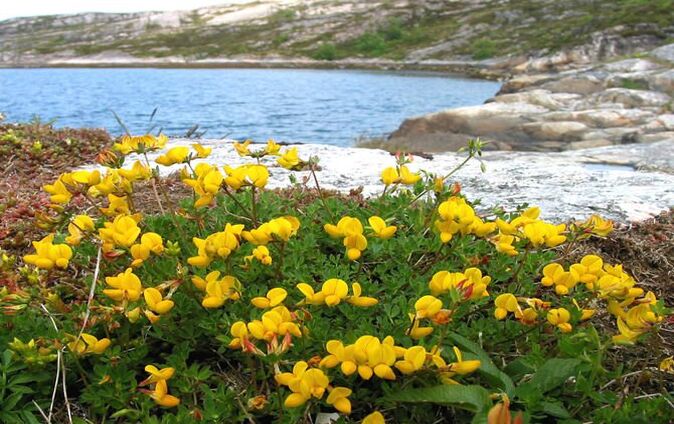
[312,43,337,61]
[471,38,497,60]
[0,139,671,422]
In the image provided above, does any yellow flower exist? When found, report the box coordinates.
[275,361,329,408]
[395,345,427,374]
[67,333,111,356]
[570,255,604,287]
[224,164,269,190]
[104,268,143,302]
[326,386,352,414]
[265,139,282,156]
[581,214,614,237]
[277,147,303,170]
[247,306,302,341]
[297,279,349,306]
[540,263,579,295]
[492,233,519,256]
[447,346,481,375]
[346,283,378,307]
[251,288,288,309]
[61,170,101,188]
[191,270,222,291]
[144,287,174,315]
[429,268,491,300]
[114,134,168,155]
[130,232,164,267]
[368,216,397,239]
[362,411,386,424]
[406,313,434,339]
[118,160,152,182]
[242,216,300,245]
[202,274,241,308]
[141,365,175,385]
[414,295,443,319]
[43,178,72,205]
[233,140,252,156]
[522,221,567,248]
[156,146,190,166]
[228,321,250,349]
[23,234,73,270]
[192,142,212,158]
[65,214,95,245]
[98,215,141,250]
[187,224,243,267]
[100,194,132,217]
[547,308,572,333]
[399,165,421,184]
[148,380,180,407]
[435,197,476,243]
[380,167,399,185]
[494,293,520,320]
[245,245,273,265]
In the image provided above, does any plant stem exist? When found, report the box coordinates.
[310,165,335,222]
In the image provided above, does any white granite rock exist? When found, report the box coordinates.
[99,138,674,224]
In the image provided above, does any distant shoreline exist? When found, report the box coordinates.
[0,59,506,80]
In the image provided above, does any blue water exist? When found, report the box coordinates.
[0,68,499,146]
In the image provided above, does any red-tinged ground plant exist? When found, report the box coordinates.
[0,135,672,423]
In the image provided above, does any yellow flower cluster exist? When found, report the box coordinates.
[320,337,480,385]
[233,139,281,158]
[435,197,496,243]
[229,306,302,355]
[275,361,352,413]
[242,216,300,245]
[182,163,224,208]
[324,216,367,260]
[192,271,241,308]
[224,164,269,190]
[23,234,72,270]
[187,223,244,267]
[113,134,168,155]
[380,165,421,186]
[429,267,492,300]
[491,207,567,252]
[155,143,212,166]
[297,279,378,307]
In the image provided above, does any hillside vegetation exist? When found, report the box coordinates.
[1,0,673,65]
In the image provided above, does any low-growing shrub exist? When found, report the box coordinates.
[0,136,672,423]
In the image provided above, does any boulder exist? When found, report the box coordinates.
[521,121,588,142]
[602,58,662,73]
[494,89,581,110]
[389,102,548,139]
[541,72,606,95]
[649,70,674,95]
[584,88,671,108]
[651,43,674,64]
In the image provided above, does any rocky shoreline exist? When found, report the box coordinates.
[387,44,674,152]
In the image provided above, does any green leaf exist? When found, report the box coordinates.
[2,392,23,411]
[446,332,516,395]
[528,358,581,394]
[539,401,571,418]
[386,384,491,413]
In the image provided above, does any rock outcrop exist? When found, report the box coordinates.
[388,44,674,152]
[94,138,674,223]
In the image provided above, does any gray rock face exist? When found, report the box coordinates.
[388,43,674,152]
[652,44,674,64]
